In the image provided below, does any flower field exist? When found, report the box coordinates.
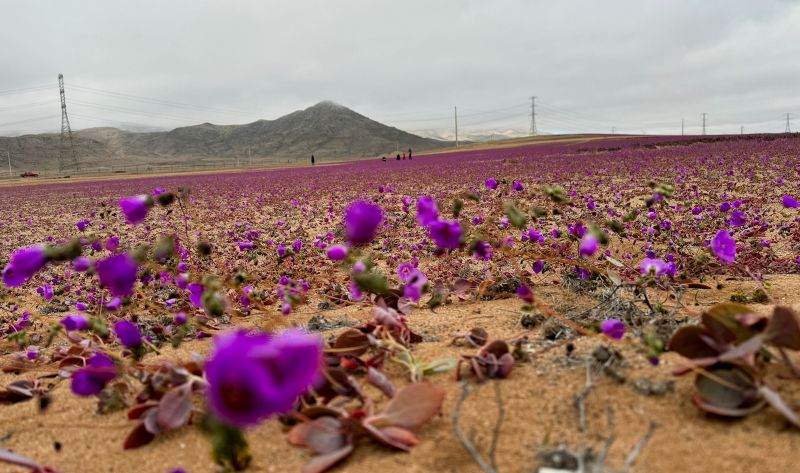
[1,134,799,473]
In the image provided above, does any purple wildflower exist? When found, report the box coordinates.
[485,177,498,190]
[71,256,92,272]
[711,230,736,264]
[327,245,348,261]
[119,195,153,225]
[783,195,798,209]
[515,284,534,304]
[600,319,625,340]
[71,353,117,396]
[96,253,138,297]
[512,181,524,192]
[344,201,383,245]
[60,314,89,331]
[640,258,669,277]
[114,320,142,348]
[429,220,462,249]
[579,234,599,257]
[2,246,48,287]
[416,196,439,226]
[204,329,322,427]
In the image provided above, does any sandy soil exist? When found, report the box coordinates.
[2,275,799,473]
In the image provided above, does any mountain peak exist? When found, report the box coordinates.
[305,100,347,111]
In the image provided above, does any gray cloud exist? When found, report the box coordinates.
[1,0,798,136]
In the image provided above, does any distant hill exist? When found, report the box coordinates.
[0,101,448,172]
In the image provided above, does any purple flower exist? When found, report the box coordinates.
[96,254,138,297]
[485,177,498,190]
[397,262,416,282]
[728,211,746,227]
[114,320,143,348]
[71,352,117,396]
[119,195,153,225]
[106,297,122,311]
[188,283,205,307]
[174,312,188,325]
[402,269,428,302]
[515,284,534,304]
[205,329,322,427]
[472,240,493,260]
[429,220,462,249]
[2,246,48,287]
[344,201,383,245]
[71,256,92,272]
[76,219,89,231]
[719,202,731,212]
[532,260,545,274]
[416,196,439,226]
[711,230,736,264]
[600,319,625,340]
[105,237,119,252]
[60,314,89,331]
[783,195,799,209]
[640,258,669,277]
[292,240,303,254]
[579,234,599,257]
[512,181,524,192]
[327,245,348,261]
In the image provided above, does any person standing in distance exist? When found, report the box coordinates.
[311,155,315,165]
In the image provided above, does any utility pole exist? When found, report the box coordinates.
[529,96,537,136]
[248,146,252,166]
[58,74,80,174]
[681,118,684,136]
[454,106,459,148]
[611,126,616,135]
[701,113,707,135]
[786,113,792,133]
[6,151,11,177]
[740,126,744,135]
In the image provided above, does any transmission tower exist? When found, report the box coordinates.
[701,113,707,135]
[58,73,79,174]
[786,113,792,133]
[529,96,537,136]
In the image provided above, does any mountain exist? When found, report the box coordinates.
[0,101,448,172]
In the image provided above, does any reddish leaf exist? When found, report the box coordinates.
[759,385,800,428]
[691,393,764,418]
[156,386,192,430]
[288,416,346,454]
[366,367,396,398]
[143,408,162,435]
[668,326,719,359]
[333,329,369,357]
[370,382,444,429]
[0,448,41,469]
[765,306,800,350]
[362,422,419,451]
[694,364,760,413]
[127,403,157,420]
[702,303,756,343]
[302,444,354,473]
[685,283,712,289]
[123,422,156,449]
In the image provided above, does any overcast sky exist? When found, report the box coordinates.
[1,0,799,137]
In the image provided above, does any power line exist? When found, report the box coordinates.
[70,84,255,116]
[0,84,54,96]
